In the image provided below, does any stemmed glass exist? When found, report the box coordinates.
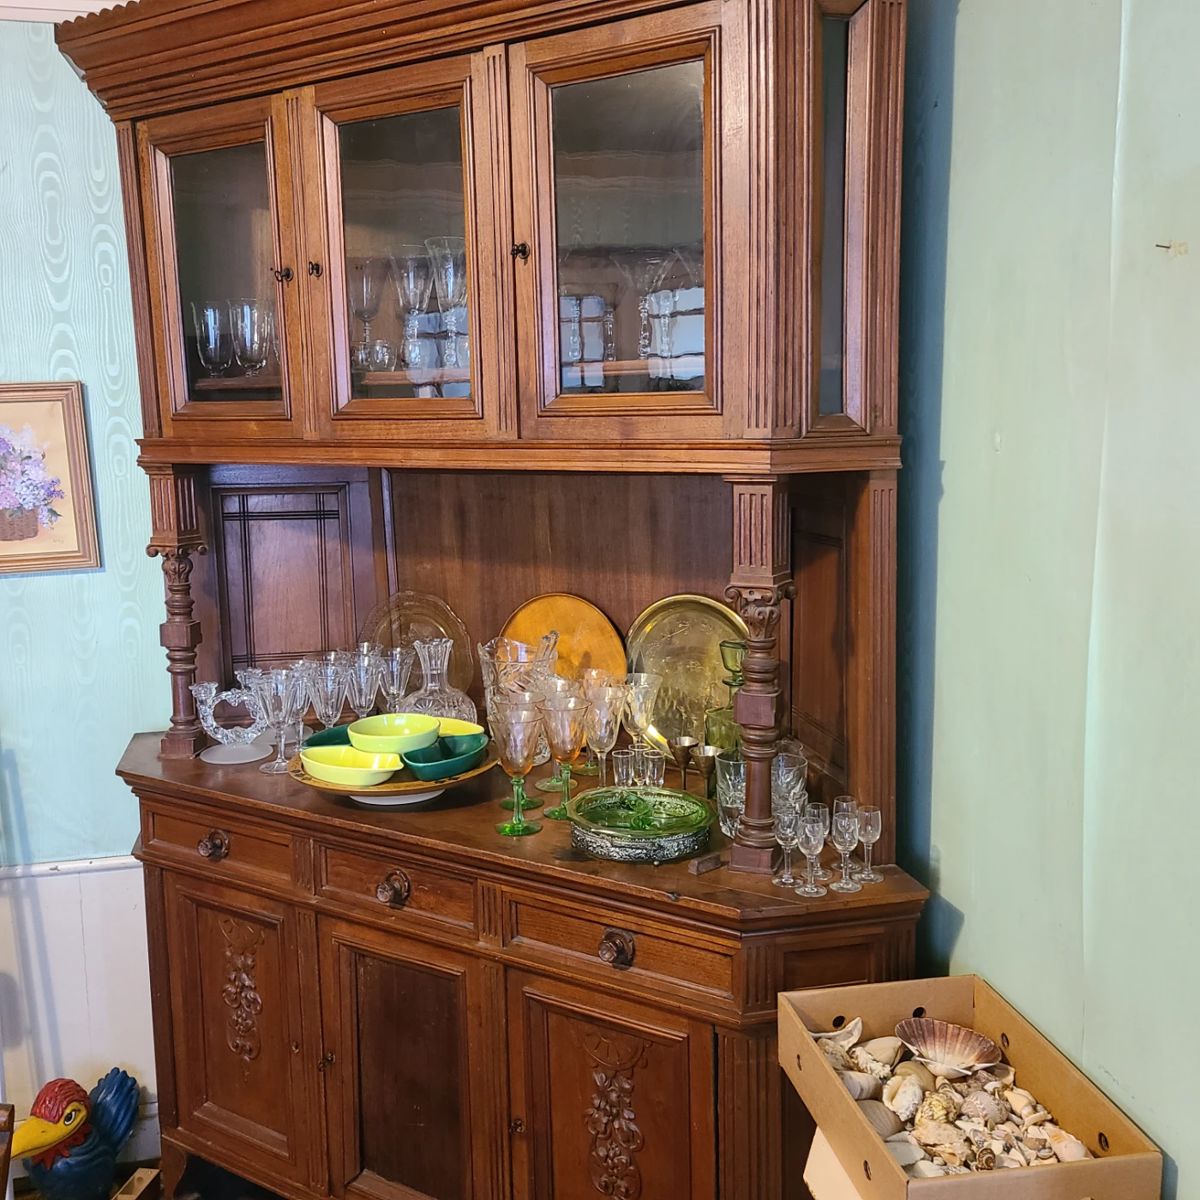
[391,246,433,369]
[191,301,232,376]
[583,684,626,788]
[796,814,828,898]
[833,794,859,872]
[622,672,662,751]
[855,805,884,883]
[772,791,801,888]
[668,737,699,792]
[245,667,308,775]
[425,237,468,370]
[804,800,832,881]
[347,257,389,364]
[490,702,543,838]
[380,645,415,713]
[302,658,347,731]
[534,677,581,794]
[615,252,672,359]
[537,694,590,820]
[230,298,271,375]
[829,809,862,894]
[344,648,384,721]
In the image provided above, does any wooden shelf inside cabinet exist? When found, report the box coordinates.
[192,375,284,392]
[585,355,704,379]
[354,368,470,387]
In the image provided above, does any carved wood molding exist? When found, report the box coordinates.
[219,917,266,1063]
[578,1030,650,1200]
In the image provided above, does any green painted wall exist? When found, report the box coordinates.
[900,2,1195,1196]
[0,22,163,867]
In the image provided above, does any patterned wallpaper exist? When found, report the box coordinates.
[0,22,165,865]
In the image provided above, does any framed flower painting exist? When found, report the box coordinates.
[0,383,99,574]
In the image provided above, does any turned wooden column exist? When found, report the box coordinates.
[145,464,208,759]
[725,477,793,874]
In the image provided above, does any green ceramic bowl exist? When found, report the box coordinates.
[348,712,440,755]
[304,724,350,748]
[435,718,486,745]
[299,745,402,787]
[401,734,489,781]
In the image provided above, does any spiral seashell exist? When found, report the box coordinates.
[1001,1086,1038,1118]
[959,1088,1010,1126]
[915,1090,959,1126]
[1044,1123,1093,1162]
[882,1073,924,1121]
[975,1145,997,1171]
[895,1018,1002,1079]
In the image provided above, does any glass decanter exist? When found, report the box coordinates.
[408,637,478,722]
[703,638,746,753]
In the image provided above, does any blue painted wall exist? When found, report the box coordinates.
[0,21,163,867]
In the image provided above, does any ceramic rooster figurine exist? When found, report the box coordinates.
[12,1069,140,1200]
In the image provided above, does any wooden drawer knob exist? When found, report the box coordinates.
[597,927,636,969]
[196,829,230,861]
[375,869,412,907]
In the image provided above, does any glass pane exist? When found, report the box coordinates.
[172,142,283,403]
[337,107,469,402]
[819,17,849,416]
[551,60,705,396]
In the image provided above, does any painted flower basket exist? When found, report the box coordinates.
[0,424,65,543]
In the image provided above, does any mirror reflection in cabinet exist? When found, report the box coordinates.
[551,59,705,397]
[172,141,284,403]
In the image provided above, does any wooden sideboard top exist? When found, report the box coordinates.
[118,732,927,934]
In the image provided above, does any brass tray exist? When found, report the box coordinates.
[288,750,498,806]
[501,592,625,681]
[626,594,747,752]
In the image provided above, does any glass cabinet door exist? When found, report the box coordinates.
[308,53,512,437]
[510,3,732,438]
[138,96,303,436]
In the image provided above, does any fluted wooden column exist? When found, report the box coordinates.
[145,464,208,759]
[725,477,793,874]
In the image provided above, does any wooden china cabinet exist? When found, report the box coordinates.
[58,0,919,1197]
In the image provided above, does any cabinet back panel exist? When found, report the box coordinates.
[387,470,731,671]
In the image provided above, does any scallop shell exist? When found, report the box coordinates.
[959,1088,1010,1126]
[891,1060,936,1094]
[858,1099,903,1139]
[895,1018,1002,1079]
[882,1073,924,1121]
[1044,1123,1093,1162]
[839,1070,882,1100]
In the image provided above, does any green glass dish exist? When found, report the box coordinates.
[401,734,489,781]
[305,724,351,747]
[567,787,713,864]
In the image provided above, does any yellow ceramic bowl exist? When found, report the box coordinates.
[299,745,402,787]
[432,717,485,740]
[347,712,441,754]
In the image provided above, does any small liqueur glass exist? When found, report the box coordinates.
[855,805,884,883]
[303,658,348,730]
[246,667,308,775]
[490,702,543,838]
[829,810,862,894]
[612,748,635,789]
[796,816,828,898]
[534,676,581,793]
[380,644,415,713]
[191,300,232,376]
[583,684,625,788]
[771,792,800,888]
[641,749,666,788]
[537,694,590,820]
[804,800,833,881]
[366,338,397,372]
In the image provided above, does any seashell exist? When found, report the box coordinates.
[882,1073,924,1120]
[839,1070,882,1100]
[1002,1087,1037,1118]
[959,1088,1010,1126]
[860,1036,905,1067]
[975,1145,997,1171]
[907,1160,948,1178]
[895,1017,1002,1079]
[915,1090,959,1126]
[995,1151,1025,1169]
[1023,1108,1052,1128]
[819,1040,854,1072]
[891,1060,936,1093]
[886,1140,926,1167]
[1044,1123,1092,1162]
[813,1017,863,1050]
[912,1120,967,1149]
[858,1099,903,1139]
[849,1046,894,1080]
[982,1063,1016,1087]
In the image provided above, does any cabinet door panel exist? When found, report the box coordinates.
[510,2,746,441]
[162,873,317,1187]
[138,95,305,440]
[507,972,715,1200]
[319,916,501,1200]
[305,53,515,440]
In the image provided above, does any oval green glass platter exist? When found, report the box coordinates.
[566,786,714,864]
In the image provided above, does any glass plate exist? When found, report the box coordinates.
[568,786,713,837]
[626,594,747,752]
[357,589,474,692]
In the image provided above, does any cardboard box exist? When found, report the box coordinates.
[779,975,1161,1200]
[805,1129,867,1200]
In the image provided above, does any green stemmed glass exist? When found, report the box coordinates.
[491,703,543,838]
[538,694,590,820]
[535,676,582,793]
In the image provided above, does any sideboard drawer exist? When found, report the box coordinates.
[505,896,735,1004]
[144,805,297,886]
[316,844,477,935]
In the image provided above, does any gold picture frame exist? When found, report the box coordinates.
[0,382,100,574]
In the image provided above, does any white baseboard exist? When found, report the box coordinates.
[0,855,159,1174]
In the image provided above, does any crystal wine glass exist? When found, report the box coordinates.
[855,805,884,883]
[490,702,543,838]
[772,790,800,888]
[302,658,347,730]
[796,815,828,898]
[578,667,617,775]
[534,676,582,794]
[804,800,833,881]
[230,298,271,375]
[191,300,232,376]
[347,257,388,360]
[833,794,860,871]
[380,645,415,713]
[245,667,308,775]
[537,694,589,820]
[425,236,468,370]
[344,648,384,721]
[583,683,625,787]
[829,810,862,894]
[392,244,433,360]
[622,672,662,751]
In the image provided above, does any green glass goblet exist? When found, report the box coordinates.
[491,703,544,838]
[538,693,590,820]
